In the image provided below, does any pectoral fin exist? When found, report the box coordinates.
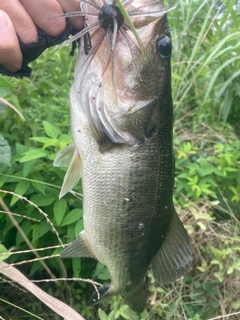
[53,144,75,167]
[151,210,192,284]
[59,149,82,198]
[61,231,94,258]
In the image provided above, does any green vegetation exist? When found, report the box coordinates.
[0,0,239,319]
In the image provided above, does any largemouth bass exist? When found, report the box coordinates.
[55,0,192,313]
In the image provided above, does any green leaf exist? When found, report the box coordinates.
[0,99,7,115]
[116,0,145,59]
[225,167,237,172]
[98,309,108,320]
[227,266,234,275]
[0,81,12,98]
[108,310,116,320]
[16,220,32,246]
[60,208,82,227]
[10,180,30,206]
[67,223,76,242]
[168,302,178,318]
[31,173,45,194]
[120,310,129,319]
[15,142,28,155]
[172,72,182,80]
[20,149,48,162]
[231,301,240,310]
[3,215,18,236]
[54,199,67,226]
[0,244,10,261]
[72,257,81,278]
[119,305,129,312]
[75,219,83,237]
[23,161,36,177]
[197,158,214,176]
[0,134,11,166]
[0,77,12,89]
[30,137,49,143]
[32,220,51,243]
[93,262,110,281]
[43,138,58,149]
[197,221,207,231]
[30,194,55,207]
[43,121,59,139]
[30,261,42,277]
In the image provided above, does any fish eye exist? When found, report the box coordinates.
[156,36,172,58]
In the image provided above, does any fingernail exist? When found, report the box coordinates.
[0,12,9,31]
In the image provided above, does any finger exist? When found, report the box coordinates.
[57,0,84,30]
[20,0,66,37]
[0,10,23,71]
[0,0,38,43]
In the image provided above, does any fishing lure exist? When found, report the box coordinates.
[53,0,173,75]
[81,3,92,55]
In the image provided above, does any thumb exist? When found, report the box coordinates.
[0,10,23,72]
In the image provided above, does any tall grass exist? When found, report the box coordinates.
[169,0,240,124]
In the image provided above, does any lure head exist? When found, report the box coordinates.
[98,3,124,31]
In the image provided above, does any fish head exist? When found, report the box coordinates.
[73,0,173,146]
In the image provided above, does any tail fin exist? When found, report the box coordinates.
[88,285,146,314]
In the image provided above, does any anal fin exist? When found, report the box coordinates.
[151,210,192,284]
[61,231,95,259]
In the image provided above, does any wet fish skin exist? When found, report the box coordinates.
[57,0,192,313]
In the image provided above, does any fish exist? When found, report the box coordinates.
[54,0,192,313]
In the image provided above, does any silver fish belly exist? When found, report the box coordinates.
[56,0,192,313]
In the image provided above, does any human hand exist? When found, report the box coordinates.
[0,0,83,73]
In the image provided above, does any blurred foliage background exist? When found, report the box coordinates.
[0,0,239,319]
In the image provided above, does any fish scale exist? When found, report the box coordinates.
[55,0,192,313]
